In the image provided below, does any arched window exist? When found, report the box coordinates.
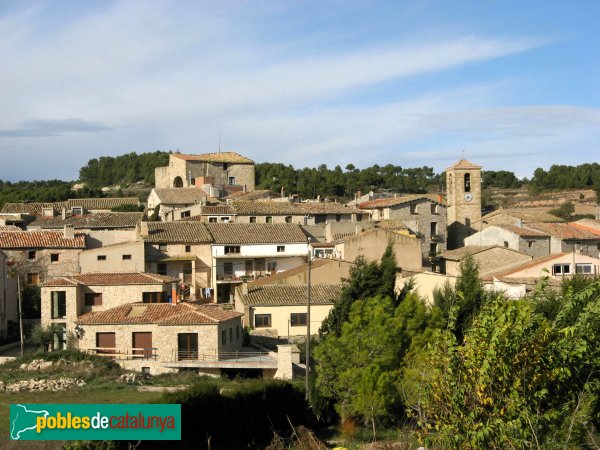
[464,173,471,192]
[173,176,184,188]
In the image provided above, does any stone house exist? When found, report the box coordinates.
[26,212,144,248]
[79,240,146,274]
[75,302,243,375]
[0,228,86,284]
[142,222,214,302]
[146,187,210,222]
[235,284,342,338]
[464,225,550,258]
[40,272,178,349]
[333,228,422,272]
[526,222,600,258]
[207,223,310,304]
[154,151,255,193]
[0,250,18,339]
[1,198,140,218]
[488,253,600,282]
[438,245,533,277]
[180,201,369,225]
[358,195,447,266]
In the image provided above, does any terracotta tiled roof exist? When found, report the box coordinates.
[237,284,342,306]
[572,219,600,232]
[147,222,212,243]
[491,253,568,278]
[77,302,242,326]
[200,205,235,215]
[41,272,177,287]
[0,231,86,249]
[445,158,482,170]
[376,220,410,231]
[0,225,21,231]
[359,195,442,209]
[1,203,61,215]
[439,245,530,261]
[231,201,365,216]
[152,188,207,205]
[172,152,254,164]
[479,209,563,225]
[503,225,549,238]
[206,223,307,244]
[65,198,139,210]
[527,222,600,240]
[224,190,271,200]
[28,212,144,229]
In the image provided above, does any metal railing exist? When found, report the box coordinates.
[86,347,158,361]
[171,349,270,363]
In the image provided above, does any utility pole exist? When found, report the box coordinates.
[305,248,312,402]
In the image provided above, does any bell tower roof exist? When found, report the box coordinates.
[446,158,482,171]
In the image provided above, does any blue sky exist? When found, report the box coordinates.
[0,0,599,181]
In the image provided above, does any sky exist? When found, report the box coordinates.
[0,0,599,182]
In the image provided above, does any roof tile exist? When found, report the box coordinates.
[0,231,86,249]
[237,284,342,306]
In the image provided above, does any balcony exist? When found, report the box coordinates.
[216,272,273,282]
[85,347,158,360]
[430,234,445,242]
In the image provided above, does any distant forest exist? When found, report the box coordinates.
[0,152,599,209]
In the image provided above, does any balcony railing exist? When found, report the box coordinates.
[171,350,270,363]
[216,272,273,282]
[85,347,158,361]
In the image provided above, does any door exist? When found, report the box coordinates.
[132,332,153,359]
[96,332,116,356]
[177,333,198,360]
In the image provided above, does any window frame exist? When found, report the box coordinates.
[84,292,103,306]
[290,313,307,327]
[51,291,67,319]
[254,314,272,328]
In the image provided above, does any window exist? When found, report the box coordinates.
[465,218,471,228]
[143,292,165,303]
[503,241,509,248]
[221,330,226,345]
[266,216,273,223]
[209,217,217,223]
[28,250,36,260]
[157,263,167,275]
[220,216,230,222]
[431,203,438,214]
[553,264,571,275]
[97,255,107,261]
[85,293,102,306]
[53,324,67,350]
[224,246,241,254]
[335,214,341,222]
[430,222,437,236]
[409,204,417,214]
[267,261,277,273]
[290,313,307,326]
[236,325,240,340]
[255,314,271,328]
[158,244,168,251]
[185,245,191,253]
[528,241,534,248]
[50,253,59,262]
[356,214,362,222]
[28,273,40,284]
[228,176,236,185]
[223,262,233,275]
[183,262,192,282]
[178,333,198,360]
[277,245,285,253]
[72,207,83,216]
[96,332,116,355]
[464,173,471,192]
[430,243,438,254]
[249,216,257,223]
[229,328,233,343]
[576,264,593,274]
[51,291,66,319]
[223,163,229,170]
[180,210,191,219]
[285,216,292,223]
[122,254,132,260]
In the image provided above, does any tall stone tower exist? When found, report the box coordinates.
[446,158,482,249]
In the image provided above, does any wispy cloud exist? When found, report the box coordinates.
[0,119,112,138]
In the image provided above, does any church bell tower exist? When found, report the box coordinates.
[446,158,482,249]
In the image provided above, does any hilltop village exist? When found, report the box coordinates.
[0,151,599,379]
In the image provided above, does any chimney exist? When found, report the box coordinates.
[63,225,74,239]
[357,190,362,199]
[61,206,67,220]
[281,186,285,198]
[243,184,247,194]
[438,193,443,204]
[171,283,178,305]
[517,218,523,228]
[242,281,248,295]
[139,221,149,238]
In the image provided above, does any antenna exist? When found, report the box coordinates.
[460,149,465,159]
[219,131,222,153]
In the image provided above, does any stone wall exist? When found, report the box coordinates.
[517,237,551,258]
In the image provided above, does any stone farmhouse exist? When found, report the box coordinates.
[154,151,255,195]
